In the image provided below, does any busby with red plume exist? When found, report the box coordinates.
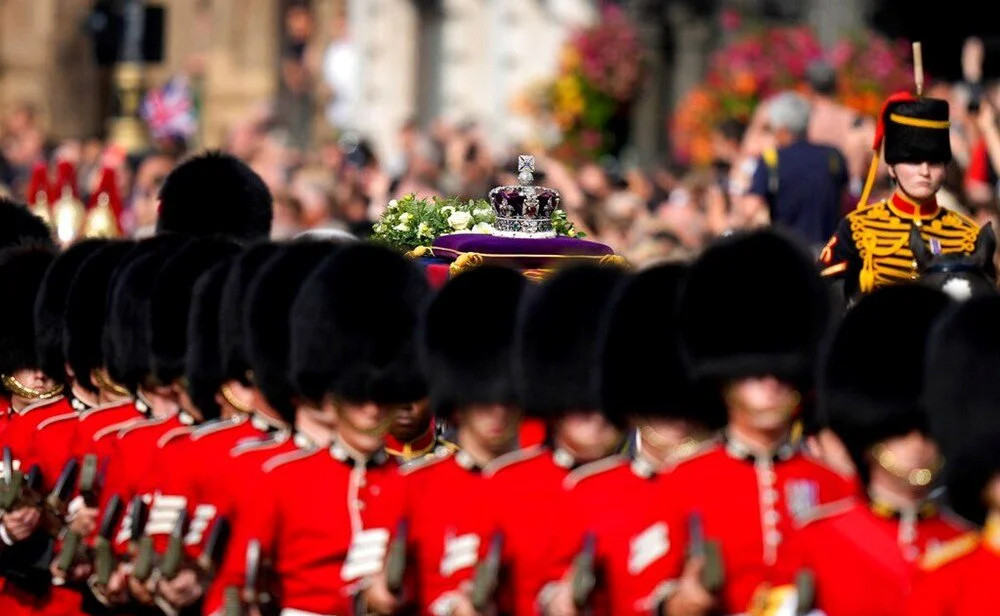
[83,166,124,238]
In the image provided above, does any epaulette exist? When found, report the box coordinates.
[92,417,140,441]
[400,448,453,476]
[18,395,64,415]
[668,439,722,472]
[793,497,856,529]
[564,455,627,490]
[231,432,289,457]
[919,531,979,571]
[438,438,460,453]
[262,447,321,474]
[116,415,171,439]
[191,416,245,440]
[157,426,195,449]
[36,411,79,431]
[78,399,131,420]
[483,444,546,477]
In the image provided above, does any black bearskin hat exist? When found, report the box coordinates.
[421,266,526,418]
[105,235,192,392]
[0,198,54,251]
[514,264,625,419]
[0,246,56,377]
[149,238,240,386]
[34,239,108,381]
[924,296,1000,525]
[679,229,832,386]
[219,243,281,385]
[64,241,136,393]
[245,241,341,423]
[156,151,273,242]
[601,263,723,430]
[185,259,235,419]
[290,243,430,405]
[880,93,951,165]
[820,285,949,479]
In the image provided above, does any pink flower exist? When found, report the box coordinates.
[720,8,741,32]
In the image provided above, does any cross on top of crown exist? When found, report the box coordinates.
[517,155,535,186]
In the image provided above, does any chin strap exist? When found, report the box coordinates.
[2,374,64,401]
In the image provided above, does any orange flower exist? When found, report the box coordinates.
[733,71,757,96]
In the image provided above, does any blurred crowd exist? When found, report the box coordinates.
[4,24,1000,267]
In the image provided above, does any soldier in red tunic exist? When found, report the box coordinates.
[220,243,430,615]
[402,265,526,615]
[475,264,626,616]
[540,263,721,616]
[767,285,970,616]
[659,230,855,616]
[907,296,1000,615]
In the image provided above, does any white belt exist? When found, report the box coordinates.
[280,609,335,616]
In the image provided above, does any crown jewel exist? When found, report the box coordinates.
[488,154,560,238]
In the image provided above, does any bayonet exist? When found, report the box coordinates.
[571,531,597,609]
[385,518,408,594]
[471,531,503,612]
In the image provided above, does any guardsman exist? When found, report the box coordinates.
[658,230,854,616]
[907,296,1000,615]
[819,91,980,301]
[221,243,428,615]
[476,264,625,616]
[402,265,526,615]
[201,239,344,616]
[540,263,719,616]
[0,245,58,614]
[772,285,969,616]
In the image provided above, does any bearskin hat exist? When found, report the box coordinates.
[219,243,281,385]
[0,246,56,377]
[514,264,625,419]
[290,243,430,406]
[149,238,240,386]
[0,198,54,251]
[924,296,1000,525]
[104,235,193,392]
[421,266,527,419]
[679,229,833,386]
[600,263,724,430]
[64,241,136,392]
[880,93,951,165]
[245,241,342,423]
[185,259,235,420]
[820,284,950,480]
[34,239,108,381]
[156,151,273,242]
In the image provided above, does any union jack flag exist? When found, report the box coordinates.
[141,75,197,140]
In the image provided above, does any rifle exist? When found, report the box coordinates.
[384,518,408,594]
[687,511,723,593]
[197,516,230,580]
[40,458,80,536]
[92,494,125,586]
[470,532,503,612]
[795,569,816,616]
[223,538,277,616]
[130,495,155,582]
[570,531,597,609]
[0,446,21,511]
[157,508,190,580]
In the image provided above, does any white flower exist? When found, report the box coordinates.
[387,199,399,210]
[394,223,411,232]
[440,205,456,217]
[399,212,414,224]
[473,208,493,219]
[447,210,473,231]
[471,222,495,234]
[417,222,433,238]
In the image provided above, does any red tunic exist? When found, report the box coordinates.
[781,498,969,616]
[546,456,674,616]
[402,448,490,614]
[907,519,1000,616]
[481,445,582,616]
[659,438,855,614]
[218,440,406,615]
[0,397,74,474]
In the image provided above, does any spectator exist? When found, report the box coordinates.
[740,91,848,251]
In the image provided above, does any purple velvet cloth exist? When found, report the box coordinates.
[430,233,615,269]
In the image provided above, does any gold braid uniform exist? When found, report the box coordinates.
[820,192,979,298]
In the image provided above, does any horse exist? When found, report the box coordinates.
[910,222,998,301]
